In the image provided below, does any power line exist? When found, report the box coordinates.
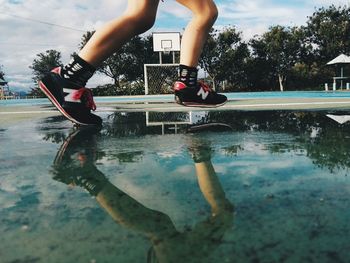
[0,42,77,47]
[0,11,86,32]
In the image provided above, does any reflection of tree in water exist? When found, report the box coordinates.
[302,126,350,172]
[208,111,329,134]
[107,151,144,163]
[36,116,69,143]
[222,145,244,157]
[209,110,350,172]
[42,132,67,144]
[38,110,350,171]
[106,111,350,171]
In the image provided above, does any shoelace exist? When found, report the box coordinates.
[72,88,97,111]
[198,81,214,93]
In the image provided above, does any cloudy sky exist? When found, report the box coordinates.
[0,0,348,92]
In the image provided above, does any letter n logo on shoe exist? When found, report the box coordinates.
[63,88,81,103]
[197,87,209,100]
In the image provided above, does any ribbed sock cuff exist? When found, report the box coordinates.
[179,64,198,87]
[61,55,96,86]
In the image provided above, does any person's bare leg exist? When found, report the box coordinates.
[79,0,160,67]
[176,0,218,67]
[172,0,226,107]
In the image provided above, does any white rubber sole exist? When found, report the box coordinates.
[176,98,228,108]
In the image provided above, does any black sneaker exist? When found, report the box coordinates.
[174,81,227,108]
[39,67,102,126]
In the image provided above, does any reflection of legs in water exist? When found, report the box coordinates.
[195,160,233,217]
[190,142,233,217]
[96,183,177,241]
[184,141,234,244]
[52,129,233,262]
[52,127,178,241]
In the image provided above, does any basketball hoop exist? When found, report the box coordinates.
[163,47,171,56]
[152,32,180,64]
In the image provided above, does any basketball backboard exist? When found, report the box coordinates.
[153,32,181,52]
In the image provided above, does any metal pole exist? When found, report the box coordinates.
[144,64,149,95]
[341,67,344,89]
[159,52,162,64]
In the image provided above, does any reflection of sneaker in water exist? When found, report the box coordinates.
[174,81,227,108]
[39,67,102,126]
[52,127,107,196]
[188,141,213,163]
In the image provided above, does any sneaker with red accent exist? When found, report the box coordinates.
[174,81,227,107]
[38,67,102,126]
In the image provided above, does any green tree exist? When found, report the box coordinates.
[249,26,303,91]
[0,65,5,80]
[200,27,249,91]
[29,50,62,97]
[307,5,350,62]
[278,26,327,90]
[246,37,275,91]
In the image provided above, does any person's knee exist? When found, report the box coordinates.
[201,4,218,27]
[208,3,219,23]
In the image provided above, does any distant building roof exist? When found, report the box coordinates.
[327,54,350,65]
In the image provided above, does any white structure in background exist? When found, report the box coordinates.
[326,54,350,90]
[144,32,181,95]
[326,114,350,124]
[152,32,181,64]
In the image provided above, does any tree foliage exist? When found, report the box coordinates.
[249,26,305,91]
[28,50,62,97]
[0,65,5,80]
[30,50,62,82]
[200,27,249,91]
[307,5,350,62]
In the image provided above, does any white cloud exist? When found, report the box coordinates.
[0,0,128,91]
[215,0,350,39]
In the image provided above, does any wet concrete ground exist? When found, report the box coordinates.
[1,99,350,263]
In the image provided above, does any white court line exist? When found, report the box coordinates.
[125,100,350,111]
[229,100,350,108]
[1,100,350,115]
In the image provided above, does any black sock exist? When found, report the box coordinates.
[179,64,198,87]
[78,165,108,196]
[61,55,96,87]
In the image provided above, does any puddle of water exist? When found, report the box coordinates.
[1,110,350,263]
